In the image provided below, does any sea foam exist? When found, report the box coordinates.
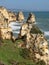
[44,31,49,36]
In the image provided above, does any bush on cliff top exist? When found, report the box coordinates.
[30,25,43,34]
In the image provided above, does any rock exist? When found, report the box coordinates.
[8,11,17,22]
[0,27,12,39]
[0,13,9,28]
[20,23,30,36]
[0,6,9,19]
[0,12,5,27]
[27,13,35,24]
[0,6,17,25]
[0,6,17,40]
[19,21,49,65]
[17,11,24,22]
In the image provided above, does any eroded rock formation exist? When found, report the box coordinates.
[0,6,17,40]
[0,6,9,19]
[18,13,49,65]
[0,6,49,64]
[8,11,17,22]
[0,6,17,24]
[0,27,12,39]
[27,13,35,24]
[17,11,24,22]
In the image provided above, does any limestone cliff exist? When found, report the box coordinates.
[0,6,9,19]
[0,6,17,40]
[0,6,17,24]
[18,13,49,65]
[0,27,12,39]
[8,11,17,22]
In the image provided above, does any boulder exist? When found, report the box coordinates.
[27,13,35,24]
[17,11,24,22]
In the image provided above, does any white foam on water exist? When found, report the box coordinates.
[9,22,22,26]
[10,26,21,30]
[47,39,49,41]
[44,31,49,36]
[9,22,22,30]
[34,22,41,25]
[13,31,20,34]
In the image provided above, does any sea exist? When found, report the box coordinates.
[9,11,49,43]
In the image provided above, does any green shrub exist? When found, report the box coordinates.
[30,25,43,34]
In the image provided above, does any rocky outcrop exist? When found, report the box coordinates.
[18,13,49,65]
[0,12,5,26]
[0,6,17,41]
[0,6,9,19]
[0,6,49,64]
[0,27,12,39]
[17,11,24,22]
[27,13,35,24]
[8,11,17,22]
[0,6,17,24]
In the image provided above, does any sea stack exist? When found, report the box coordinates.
[27,13,35,24]
[17,11,24,22]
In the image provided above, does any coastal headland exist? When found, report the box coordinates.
[0,6,49,65]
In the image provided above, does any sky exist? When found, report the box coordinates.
[0,0,49,11]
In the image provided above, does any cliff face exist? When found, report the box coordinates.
[0,13,5,26]
[0,6,17,23]
[0,6,9,19]
[8,11,17,22]
[0,27,12,39]
[0,6,17,40]
[19,13,49,65]
[0,6,49,65]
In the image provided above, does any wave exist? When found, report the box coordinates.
[44,31,49,36]
[13,31,20,34]
[10,26,21,30]
[9,21,23,26]
[9,22,22,30]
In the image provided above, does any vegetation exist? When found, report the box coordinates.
[0,39,46,65]
[30,25,43,34]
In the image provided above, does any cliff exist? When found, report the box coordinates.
[0,6,49,65]
[0,6,17,24]
[18,13,49,65]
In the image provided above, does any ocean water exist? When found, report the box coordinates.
[9,11,49,42]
